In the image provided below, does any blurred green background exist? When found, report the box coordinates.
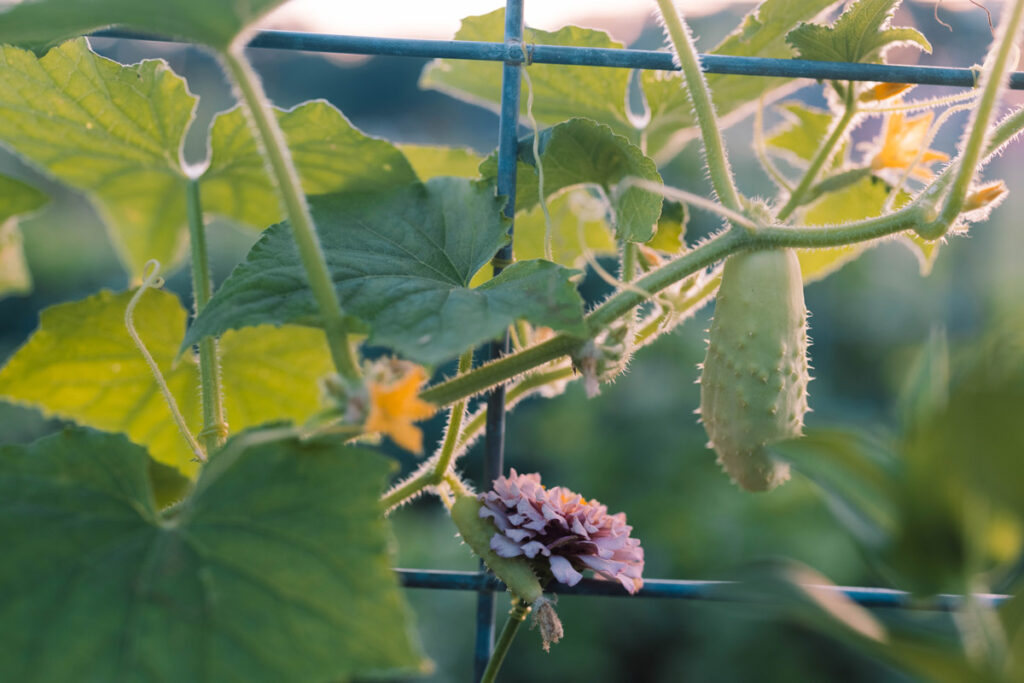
[1,3,1022,681]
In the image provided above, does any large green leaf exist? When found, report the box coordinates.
[513,191,616,268]
[398,143,484,180]
[766,101,847,167]
[420,9,634,137]
[643,0,840,161]
[0,39,195,279]
[480,118,662,243]
[186,177,587,365]
[0,427,425,681]
[0,174,47,298]
[0,289,333,475]
[786,0,930,64]
[0,0,287,52]
[203,101,419,230]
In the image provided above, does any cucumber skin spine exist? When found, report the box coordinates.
[699,248,809,492]
[450,495,544,604]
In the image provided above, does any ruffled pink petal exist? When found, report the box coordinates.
[490,534,524,558]
[549,555,583,587]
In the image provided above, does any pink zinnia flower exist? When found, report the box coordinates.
[479,469,644,594]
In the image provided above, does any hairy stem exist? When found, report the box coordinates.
[777,90,856,221]
[929,0,1024,234]
[186,180,227,454]
[420,200,932,408]
[433,350,474,478]
[221,49,361,382]
[654,0,744,212]
[480,599,531,683]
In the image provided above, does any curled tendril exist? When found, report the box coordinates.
[125,259,206,463]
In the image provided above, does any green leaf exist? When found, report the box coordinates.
[186,178,587,365]
[786,0,931,64]
[0,427,425,681]
[643,0,840,161]
[799,175,894,282]
[0,174,48,298]
[0,0,287,52]
[398,143,484,180]
[203,101,419,230]
[513,191,616,267]
[766,101,847,166]
[0,39,195,279]
[420,9,634,136]
[647,200,688,253]
[773,428,900,552]
[0,289,333,475]
[480,118,663,243]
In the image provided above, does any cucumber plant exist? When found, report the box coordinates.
[0,0,1022,680]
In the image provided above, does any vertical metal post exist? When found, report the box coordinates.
[474,0,524,680]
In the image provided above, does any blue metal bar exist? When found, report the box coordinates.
[397,569,1010,612]
[93,28,1024,89]
[475,2,525,680]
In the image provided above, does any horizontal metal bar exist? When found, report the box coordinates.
[92,28,1024,89]
[396,569,1009,611]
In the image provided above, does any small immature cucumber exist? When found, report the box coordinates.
[699,248,809,491]
[450,495,544,604]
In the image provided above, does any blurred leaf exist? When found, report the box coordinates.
[421,9,633,135]
[480,118,663,243]
[648,200,688,253]
[786,0,931,64]
[512,191,616,266]
[187,178,587,365]
[773,428,899,551]
[398,143,484,180]
[203,101,418,230]
[0,39,195,279]
[799,175,896,283]
[910,323,1024,520]
[766,101,846,166]
[643,0,840,161]
[897,327,949,432]
[0,427,425,681]
[0,289,333,475]
[901,231,943,276]
[147,457,191,509]
[0,0,288,52]
[0,174,48,298]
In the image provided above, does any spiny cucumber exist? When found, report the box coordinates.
[450,495,543,604]
[699,248,810,492]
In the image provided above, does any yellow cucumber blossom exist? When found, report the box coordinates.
[870,110,950,181]
[364,359,436,454]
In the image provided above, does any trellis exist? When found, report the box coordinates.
[102,2,1022,679]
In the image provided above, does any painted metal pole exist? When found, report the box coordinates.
[475,1,525,680]
[93,28,1024,90]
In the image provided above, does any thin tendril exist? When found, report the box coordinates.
[754,96,793,192]
[570,186,654,299]
[125,260,206,462]
[861,88,980,114]
[522,69,554,261]
[617,177,760,231]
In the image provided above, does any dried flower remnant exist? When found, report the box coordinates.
[870,110,950,181]
[364,359,436,453]
[479,469,644,594]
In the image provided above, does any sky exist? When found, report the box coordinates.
[259,0,739,43]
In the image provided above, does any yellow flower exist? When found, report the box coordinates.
[964,181,1007,212]
[859,82,914,103]
[870,111,950,181]
[364,363,436,453]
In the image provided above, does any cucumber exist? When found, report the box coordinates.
[699,247,810,491]
[450,495,544,604]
